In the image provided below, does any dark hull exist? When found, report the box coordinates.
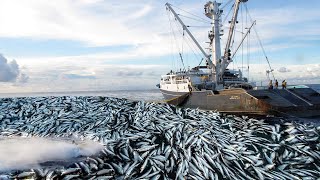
[160,89,187,100]
[161,88,320,118]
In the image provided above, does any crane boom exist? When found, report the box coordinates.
[223,0,241,67]
[220,0,247,79]
[165,3,211,65]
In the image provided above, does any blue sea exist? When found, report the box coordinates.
[306,84,320,93]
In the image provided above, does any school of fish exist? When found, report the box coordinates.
[0,96,319,179]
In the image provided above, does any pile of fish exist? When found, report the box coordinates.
[0,96,319,179]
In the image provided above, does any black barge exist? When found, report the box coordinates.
[163,87,320,118]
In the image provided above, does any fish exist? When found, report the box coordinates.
[0,96,319,179]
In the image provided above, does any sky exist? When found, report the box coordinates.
[0,0,319,93]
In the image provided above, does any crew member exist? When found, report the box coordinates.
[268,80,273,89]
[188,84,193,92]
[282,80,287,89]
[275,79,278,89]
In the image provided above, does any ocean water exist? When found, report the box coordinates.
[2,85,318,123]
[0,89,164,102]
[306,84,320,92]
[0,84,319,101]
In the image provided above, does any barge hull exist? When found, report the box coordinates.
[162,88,320,118]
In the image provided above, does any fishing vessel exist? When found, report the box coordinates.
[158,0,320,117]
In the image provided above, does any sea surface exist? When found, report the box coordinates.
[1,84,319,123]
[1,84,319,101]
[306,84,320,92]
[0,89,164,102]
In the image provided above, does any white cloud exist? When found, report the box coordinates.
[0,0,168,47]
[0,0,318,51]
[0,0,317,59]
[0,0,319,93]
[130,4,153,19]
[248,6,320,43]
[0,55,168,93]
[278,67,291,73]
[248,63,320,85]
[0,54,28,83]
[0,53,318,93]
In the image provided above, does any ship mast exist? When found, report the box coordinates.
[205,1,223,89]
[205,0,248,89]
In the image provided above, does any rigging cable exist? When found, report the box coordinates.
[167,9,186,70]
[219,3,234,49]
[221,0,234,10]
[180,29,186,70]
[246,6,250,82]
[244,4,276,82]
[182,31,204,67]
[241,3,244,76]
[222,3,234,25]
[171,7,204,69]
[167,4,220,70]
[167,9,180,71]
[173,14,187,70]
[178,14,211,24]
[221,25,244,34]
[230,15,237,53]
[198,58,204,66]
[186,25,211,28]
[171,4,211,24]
